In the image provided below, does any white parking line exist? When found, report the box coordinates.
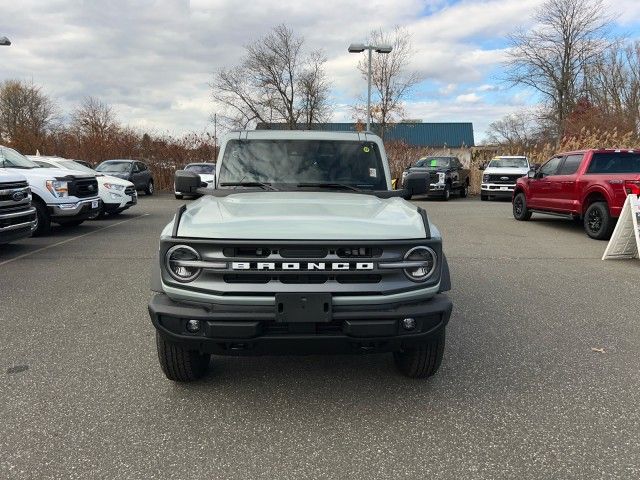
[0,213,150,267]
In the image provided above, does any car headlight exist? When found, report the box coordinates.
[45,180,68,198]
[165,245,202,282]
[403,246,437,282]
[482,174,489,182]
[103,183,125,191]
[438,172,445,183]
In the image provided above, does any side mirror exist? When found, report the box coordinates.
[404,173,429,196]
[175,170,201,194]
[527,169,536,179]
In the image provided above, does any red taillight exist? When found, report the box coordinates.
[624,180,640,195]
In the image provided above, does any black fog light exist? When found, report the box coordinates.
[166,245,202,282]
[403,246,436,282]
[186,319,201,333]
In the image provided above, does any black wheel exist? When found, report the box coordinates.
[512,192,532,221]
[32,200,51,236]
[460,182,469,198]
[442,184,451,201]
[481,194,488,201]
[156,332,210,382]
[584,202,614,240]
[145,180,154,196]
[394,328,445,379]
[175,193,183,200]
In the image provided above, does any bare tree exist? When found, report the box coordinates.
[0,79,58,151]
[211,24,332,129]
[485,110,539,151]
[352,27,421,138]
[504,0,613,140]
[71,97,118,138]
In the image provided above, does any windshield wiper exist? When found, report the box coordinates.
[296,182,363,192]
[220,181,278,191]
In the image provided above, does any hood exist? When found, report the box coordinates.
[99,174,134,187]
[483,166,529,176]
[103,172,130,179]
[173,191,427,240]
[0,171,28,183]
[2,167,95,181]
[405,167,447,174]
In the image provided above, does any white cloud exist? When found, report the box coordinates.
[455,93,482,103]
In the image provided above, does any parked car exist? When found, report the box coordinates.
[481,156,530,201]
[149,130,452,381]
[29,156,137,217]
[174,162,216,199]
[0,171,37,244]
[401,156,469,200]
[73,159,93,169]
[513,149,640,239]
[0,146,101,235]
[95,160,154,195]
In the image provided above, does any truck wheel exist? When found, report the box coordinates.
[481,194,488,201]
[145,180,154,196]
[460,182,469,198]
[512,192,532,221]
[584,202,614,240]
[394,328,445,379]
[156,332,210,381]
[32,200,51,236]
[443,184,451,201]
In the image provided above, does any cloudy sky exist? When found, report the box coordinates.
[2,0,640,142]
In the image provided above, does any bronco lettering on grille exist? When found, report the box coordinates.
[231,262,374,271]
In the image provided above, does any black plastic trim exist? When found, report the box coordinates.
[172,204,187,237]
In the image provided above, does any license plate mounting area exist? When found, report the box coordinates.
[275,293,332,323]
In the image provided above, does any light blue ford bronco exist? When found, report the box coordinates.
[149,130,452,381]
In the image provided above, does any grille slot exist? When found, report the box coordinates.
[280,247,327,258]
[487,174,522,184]
[124,186,136,196]
[336,247,382,258]
[223,247,270,258]
[336,274,381,284]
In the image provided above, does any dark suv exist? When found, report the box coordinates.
[96,159,154,195]
[401,156,470,200]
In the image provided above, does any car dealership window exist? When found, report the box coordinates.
[558,154,583,175]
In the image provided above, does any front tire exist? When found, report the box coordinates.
[460,182,469,198]
[584,202,614,240]
[394,328,445,379]
[481,193,488,201]
[32,200,51,236]
[442,184,451,201]
[512,192,532,221]
[156,332,210,382]
[145,180,154,196]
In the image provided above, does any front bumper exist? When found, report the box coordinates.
[428,183,447,196]
[49,198,102,220]
[103,192,137,213]
[481,184,516,197]
[0,207,37,244]
[149,292,453,355]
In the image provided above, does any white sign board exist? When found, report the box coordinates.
[602,194,640,260]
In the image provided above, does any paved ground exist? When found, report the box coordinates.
[1,194,638,479]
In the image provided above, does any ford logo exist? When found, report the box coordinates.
[12,191,26,202]
[500,176,509,180]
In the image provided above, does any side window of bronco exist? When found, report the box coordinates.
[539,156,563,177]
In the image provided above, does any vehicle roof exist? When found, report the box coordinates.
[225,130,382,142]
[101,159,137,163]
[557,148,638,155]
[492,155,528,159]
[186,162,215,166]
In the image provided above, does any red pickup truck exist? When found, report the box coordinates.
[512,149,640,239]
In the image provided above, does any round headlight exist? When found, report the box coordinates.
[166,245,202,282]
[403,246,436,282]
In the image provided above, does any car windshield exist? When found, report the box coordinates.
[0,147,41,169]
[217,139,387,189]
[414,157,450,168]
[185,163,215,174]
[59,160,95,174]
[488,157,529,168]
[97,161,132,173]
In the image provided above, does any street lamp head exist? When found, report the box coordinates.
[348,43,365,53]
[374,45,392,54]
[0,36,11,46]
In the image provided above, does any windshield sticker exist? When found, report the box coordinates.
[430,159,438,167]
[369,168,377,178]
[363,146,370,153]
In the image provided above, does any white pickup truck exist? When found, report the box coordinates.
[0,146,101,235]
[0,171,37,244]
[480,156,530,201]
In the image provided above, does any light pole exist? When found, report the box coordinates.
[0,36,11,46]
[348,43,392,131]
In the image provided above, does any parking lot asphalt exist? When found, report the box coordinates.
[1,194,639,479]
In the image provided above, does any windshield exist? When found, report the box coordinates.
[488,157,529,168]
[218,140,386,189]
[97,161,132,173]
[0,147,41,169]
[185,163,215,174]
[59,160,95,174]
[414,157,450,168]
